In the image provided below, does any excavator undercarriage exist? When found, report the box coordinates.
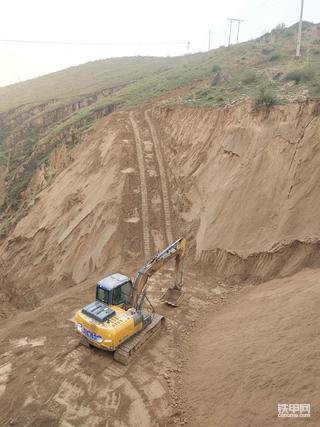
[114,314,164,365]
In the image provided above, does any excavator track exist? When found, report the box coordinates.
[114,314,164,365]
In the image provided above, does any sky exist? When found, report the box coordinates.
[0,0,319,87]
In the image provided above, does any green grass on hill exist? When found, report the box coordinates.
[0,55,209,113]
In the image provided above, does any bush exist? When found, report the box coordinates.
[262,47,274,55]
[240,70,257,84]
[310,81,320,100]
[212,64,221,73]
[268,52,281,61]
[285,66,316,84]
[254,86,278,110]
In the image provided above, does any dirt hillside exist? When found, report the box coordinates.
[154,102,320,281]
[0,112,128,316]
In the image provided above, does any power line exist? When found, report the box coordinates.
[0,39,185,46]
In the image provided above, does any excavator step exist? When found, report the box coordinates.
[114,314,164,365]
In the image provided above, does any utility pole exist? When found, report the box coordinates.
[208,30,213,51]
[228,18,234,46]
[236,19,245,44]
[296,0,304,57]
[228,18,244,46]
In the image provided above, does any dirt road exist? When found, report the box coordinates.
[129,110,176,257]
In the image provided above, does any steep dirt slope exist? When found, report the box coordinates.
[183,268,320,427]
[153,102,320,281]
[0,106,182,317]
[0,111,129,315]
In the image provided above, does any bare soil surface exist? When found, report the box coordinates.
[154,102,320,280]
[183,268,320,427]
[1,102,320,426]
[0,106,199,426]
[0,265,230,426]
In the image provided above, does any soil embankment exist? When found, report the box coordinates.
[154,102,320,281]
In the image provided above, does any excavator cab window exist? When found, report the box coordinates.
[111,282,132,305]
[96,282,132,306]
[96,287,109,304]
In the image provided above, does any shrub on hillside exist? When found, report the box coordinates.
[212,64,222,73]
[254,85,278,110]
[285,66,315,84]
[310,81,320,100]
[240,70,257,84]
[261,47,274,55]
[268,52,281,61]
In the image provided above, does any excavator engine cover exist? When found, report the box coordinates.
[82,301,116,322]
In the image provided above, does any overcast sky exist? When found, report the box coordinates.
[0,0,319,87]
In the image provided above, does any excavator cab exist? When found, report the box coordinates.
[96,273,133,306]
[80,274,133,323]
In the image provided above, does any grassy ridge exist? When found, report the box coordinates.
[0,55,208,113]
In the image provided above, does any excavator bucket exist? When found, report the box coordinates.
[161,287,183,306]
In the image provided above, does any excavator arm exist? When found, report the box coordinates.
[131,238,186,310]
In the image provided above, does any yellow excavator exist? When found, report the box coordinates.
[74,237,186,364]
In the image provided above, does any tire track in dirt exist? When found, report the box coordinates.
[145,110,174,245]
[129,112,151,259]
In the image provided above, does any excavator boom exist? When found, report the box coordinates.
[131,237,186,309]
